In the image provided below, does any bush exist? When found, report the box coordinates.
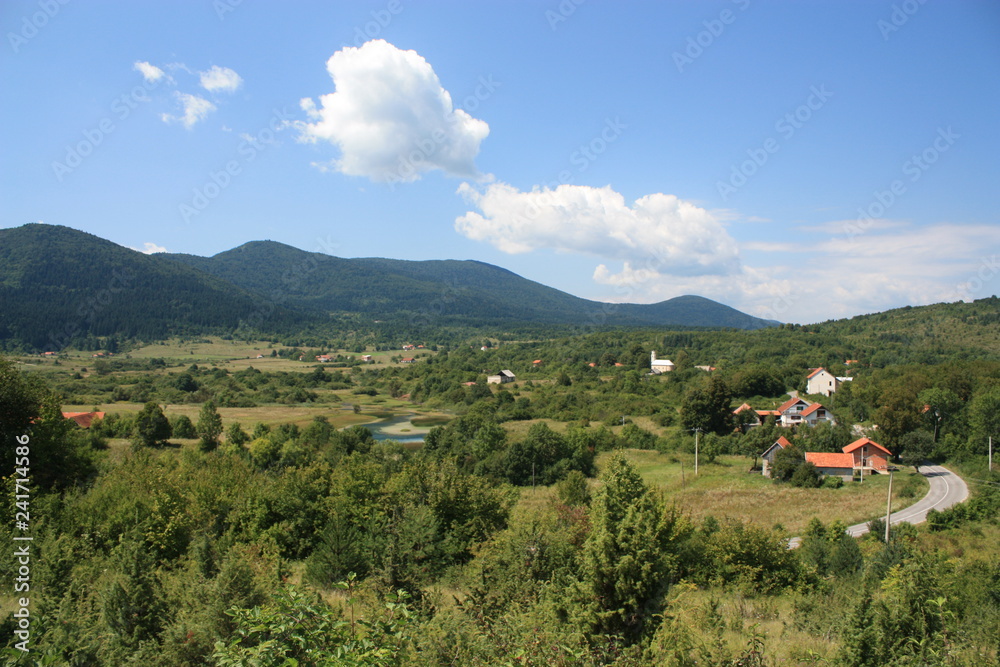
[790,462,822,488]
[823,475,844,489]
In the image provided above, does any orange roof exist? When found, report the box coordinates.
[777,397,808,413]
[533,360,542,364]
[774,436,792,448]
[801,403,827,417]
[805,452,855,469]
[62,411,106,428]
[733,402,753,414]
[807,367,826,379]
[842,438,891,456]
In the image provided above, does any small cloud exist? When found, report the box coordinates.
[129,242,168,254]
[161,92,216,129]
[199,65,243,93]
[133,61,167,83]
[293,39,489,184]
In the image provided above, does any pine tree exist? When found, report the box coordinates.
[196,400,223,452]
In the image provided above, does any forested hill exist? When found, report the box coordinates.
[0,224,306,350]
[165,240,778,330]
[0,223,776,350]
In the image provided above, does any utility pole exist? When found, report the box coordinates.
[689,427,702,476]
[884,466,896,543]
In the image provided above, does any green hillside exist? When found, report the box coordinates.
[0,224,305,350]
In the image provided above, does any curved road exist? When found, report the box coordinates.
[789,464,969,547]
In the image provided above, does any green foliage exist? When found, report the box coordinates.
[212,583,413,666]
[700,519,802,594]
[170,414,196,439]
[790,461,822,488]
[132,402,171,448]
[574,454,692,642]
[556,470,591,506]
[196,400,223,451]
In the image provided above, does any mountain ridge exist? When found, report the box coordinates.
[0,223,778,349]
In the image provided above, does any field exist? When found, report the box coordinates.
[595,450,928,536]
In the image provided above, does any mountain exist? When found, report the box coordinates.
[0,224,305,350]
[0,224,777,350]
[163,240,779,329]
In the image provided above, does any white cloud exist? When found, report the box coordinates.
[129,242,168,254]
[293,39,490,183]
[455,182,741,278]
[161,92,216,129]
[133,61,166,83]
[584,221,1000,324]
[199,65,243,93]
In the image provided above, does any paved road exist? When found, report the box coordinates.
[789,464,969,547]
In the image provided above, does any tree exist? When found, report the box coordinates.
[226,422,249,447]
[0,356,45,471]
[899,429,934,472]
[969,388,1000,455]
[171,415,197,439]
[918,387,963,442]
[575,453,691,642]
[770,442,804,482]
[133,402,171,448]
[197,400,223,452]
[680,375,732,435]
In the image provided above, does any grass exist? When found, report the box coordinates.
[595,450,929,536]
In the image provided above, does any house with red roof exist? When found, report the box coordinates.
[805,452,856,480]
[62,411,106,429]
[761,436,792,478]
[842,438,892,474]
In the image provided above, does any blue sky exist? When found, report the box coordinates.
[2,0,998,324]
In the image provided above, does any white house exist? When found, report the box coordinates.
[487,370,516,384]
[806,368,854,397]
[650,351,675,374]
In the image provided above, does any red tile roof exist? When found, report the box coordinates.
[807,367,826,379]
[774,436,792,448]
[801,403,827,417]
[62,411,106,429]
[842,438,891,456]
[805,452,855,469]
[777,397,808,414]
[733,402,753,414]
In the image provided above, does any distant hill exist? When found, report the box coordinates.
[163,240,779,329]
[0,224,304,350]
[0,223,777,350]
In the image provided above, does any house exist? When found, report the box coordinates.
[361,355,373,362]
[650,351,675,374]
[761,436,792,478]
[806,367,853,397]
[801,402,834,426]
[62,411,105,429]
[532,360,542,366]
[256,354,264,359]
[42,351,58,357]
[806,368,838,396]
[402,344,415,351]
[400,357,416,364]
[805,452,856,480]
[695,365,717,372]
[487,370,516,384]
[842,438,892,474]
[315,355,332,363]
[733,402,780,428]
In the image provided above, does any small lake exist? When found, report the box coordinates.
[364,414,434,444]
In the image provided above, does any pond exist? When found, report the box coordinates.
[364,414,434,444]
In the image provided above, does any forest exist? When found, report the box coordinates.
[1,299,1000,665]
